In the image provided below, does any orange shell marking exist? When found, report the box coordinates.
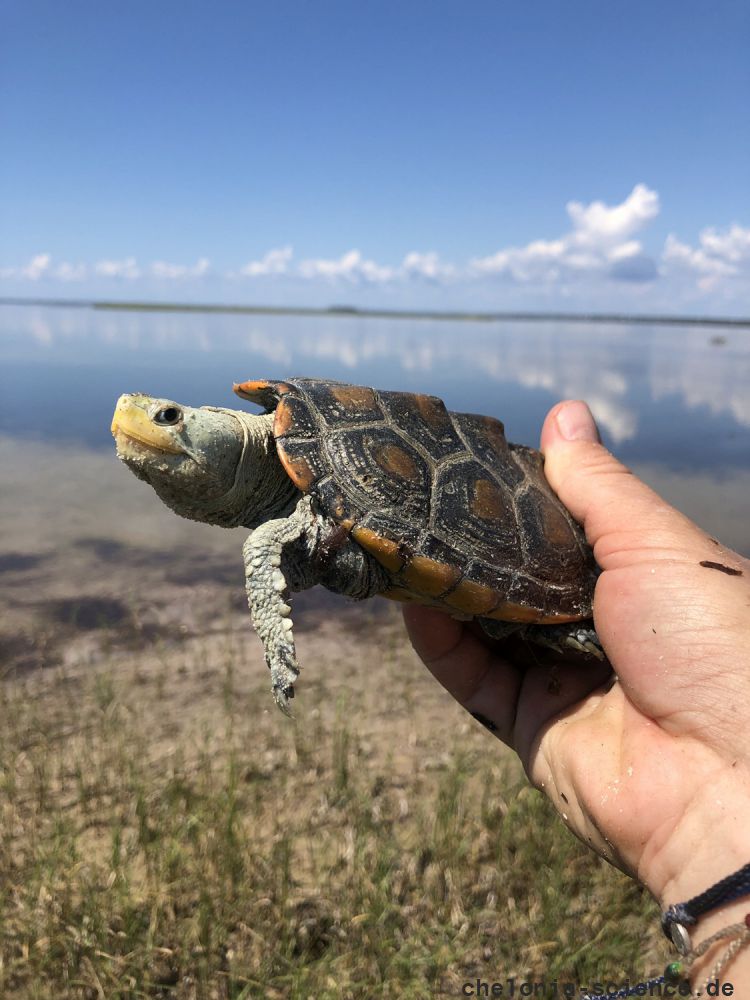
[233,379,291,404]
[414,393,449,428]
[276,446,317,492]
[539,500,577,547]
[351,526,404,573]
[485,602,579,624]
[470,478,512,522]
[273,397,296,438]
[399,556,462,598]
[373,443,420,482]
[443,579,500,616]
[330,384,378,412]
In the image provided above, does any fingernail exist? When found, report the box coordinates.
[554,400,600,442]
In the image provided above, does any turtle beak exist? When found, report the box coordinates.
[111,394,184,454]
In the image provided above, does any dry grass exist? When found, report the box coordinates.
[0,607,668,1000]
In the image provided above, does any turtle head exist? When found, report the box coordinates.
[112,393,268,527]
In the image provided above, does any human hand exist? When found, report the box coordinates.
[404,400,750,953]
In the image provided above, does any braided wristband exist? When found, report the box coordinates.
[662,861,750,952]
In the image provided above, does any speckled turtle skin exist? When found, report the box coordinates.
[234,377,597,625]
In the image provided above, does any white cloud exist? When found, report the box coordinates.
[151,257,211,279]
[700,224,750,264]
[25,253,52,280]
[299,249,395,283]
[662,224,750,290]
[470,184,660,284]
[95,257,141,279]
[238,246,293,277]
[0,253,55,280]
[608,240,643,262]
[402,251,456,281]
[56,261,88,281]
[1,187,746,308]
[567,183,660,247]
[650,331,750,428]
[151,261,182,280]
[295,248,454,285]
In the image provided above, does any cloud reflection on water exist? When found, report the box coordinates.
[2,306,749,455]
[650,341,750,429]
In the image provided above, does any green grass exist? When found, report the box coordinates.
[0,636,667,999]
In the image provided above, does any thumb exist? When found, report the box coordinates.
[540,400,712,567]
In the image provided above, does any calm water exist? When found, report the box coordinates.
[2,303,749,553]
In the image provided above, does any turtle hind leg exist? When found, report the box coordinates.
[479,617,604,661]
[478,619,525,642]
[525,622,604,660]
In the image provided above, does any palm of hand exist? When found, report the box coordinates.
[532,528,750,881]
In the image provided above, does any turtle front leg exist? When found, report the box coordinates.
[243,496,391,714]
[243,503,319,715]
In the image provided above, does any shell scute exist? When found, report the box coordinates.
[459,559,514,598]
[444,578,502,615]
[275,436,327,492]
[323,426,431,526]
[433,459,522,568]
[486,599,559,624]
[449,412,522,487]
[378,390,465,461]
[398,555,462,599]
[350,526,405,573]
[234,379,292,409]
[416,532,464,568]
[240,377,596,623]
[300,379,384,426]
[514,482,589,583]
[274,395,318,439]
[329,383,381,417]
[312,475,358,524]
[382,586,423,604]
[504,572,559,617]
[353,512,421,554]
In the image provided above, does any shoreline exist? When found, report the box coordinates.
[1,295,749,328]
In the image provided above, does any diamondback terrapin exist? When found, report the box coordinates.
[112,377,601,713]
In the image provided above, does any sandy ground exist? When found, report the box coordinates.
[0,433,486,771]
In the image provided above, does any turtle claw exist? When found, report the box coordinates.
[269,647,300,717]
[532,624,605,661]
[272,683,296,717]
[479,619,605,662]
[564,627,605,660]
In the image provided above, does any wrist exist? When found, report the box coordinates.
[644,766,750,991]
[647,768,750,905]
[664,896,750,993]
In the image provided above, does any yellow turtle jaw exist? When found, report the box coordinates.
[111,394,186,456]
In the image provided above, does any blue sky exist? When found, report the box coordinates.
[2,0,748,313]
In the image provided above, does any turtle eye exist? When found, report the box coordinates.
[153,406,182,426]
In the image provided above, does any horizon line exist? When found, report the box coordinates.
[1,296,749,329]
